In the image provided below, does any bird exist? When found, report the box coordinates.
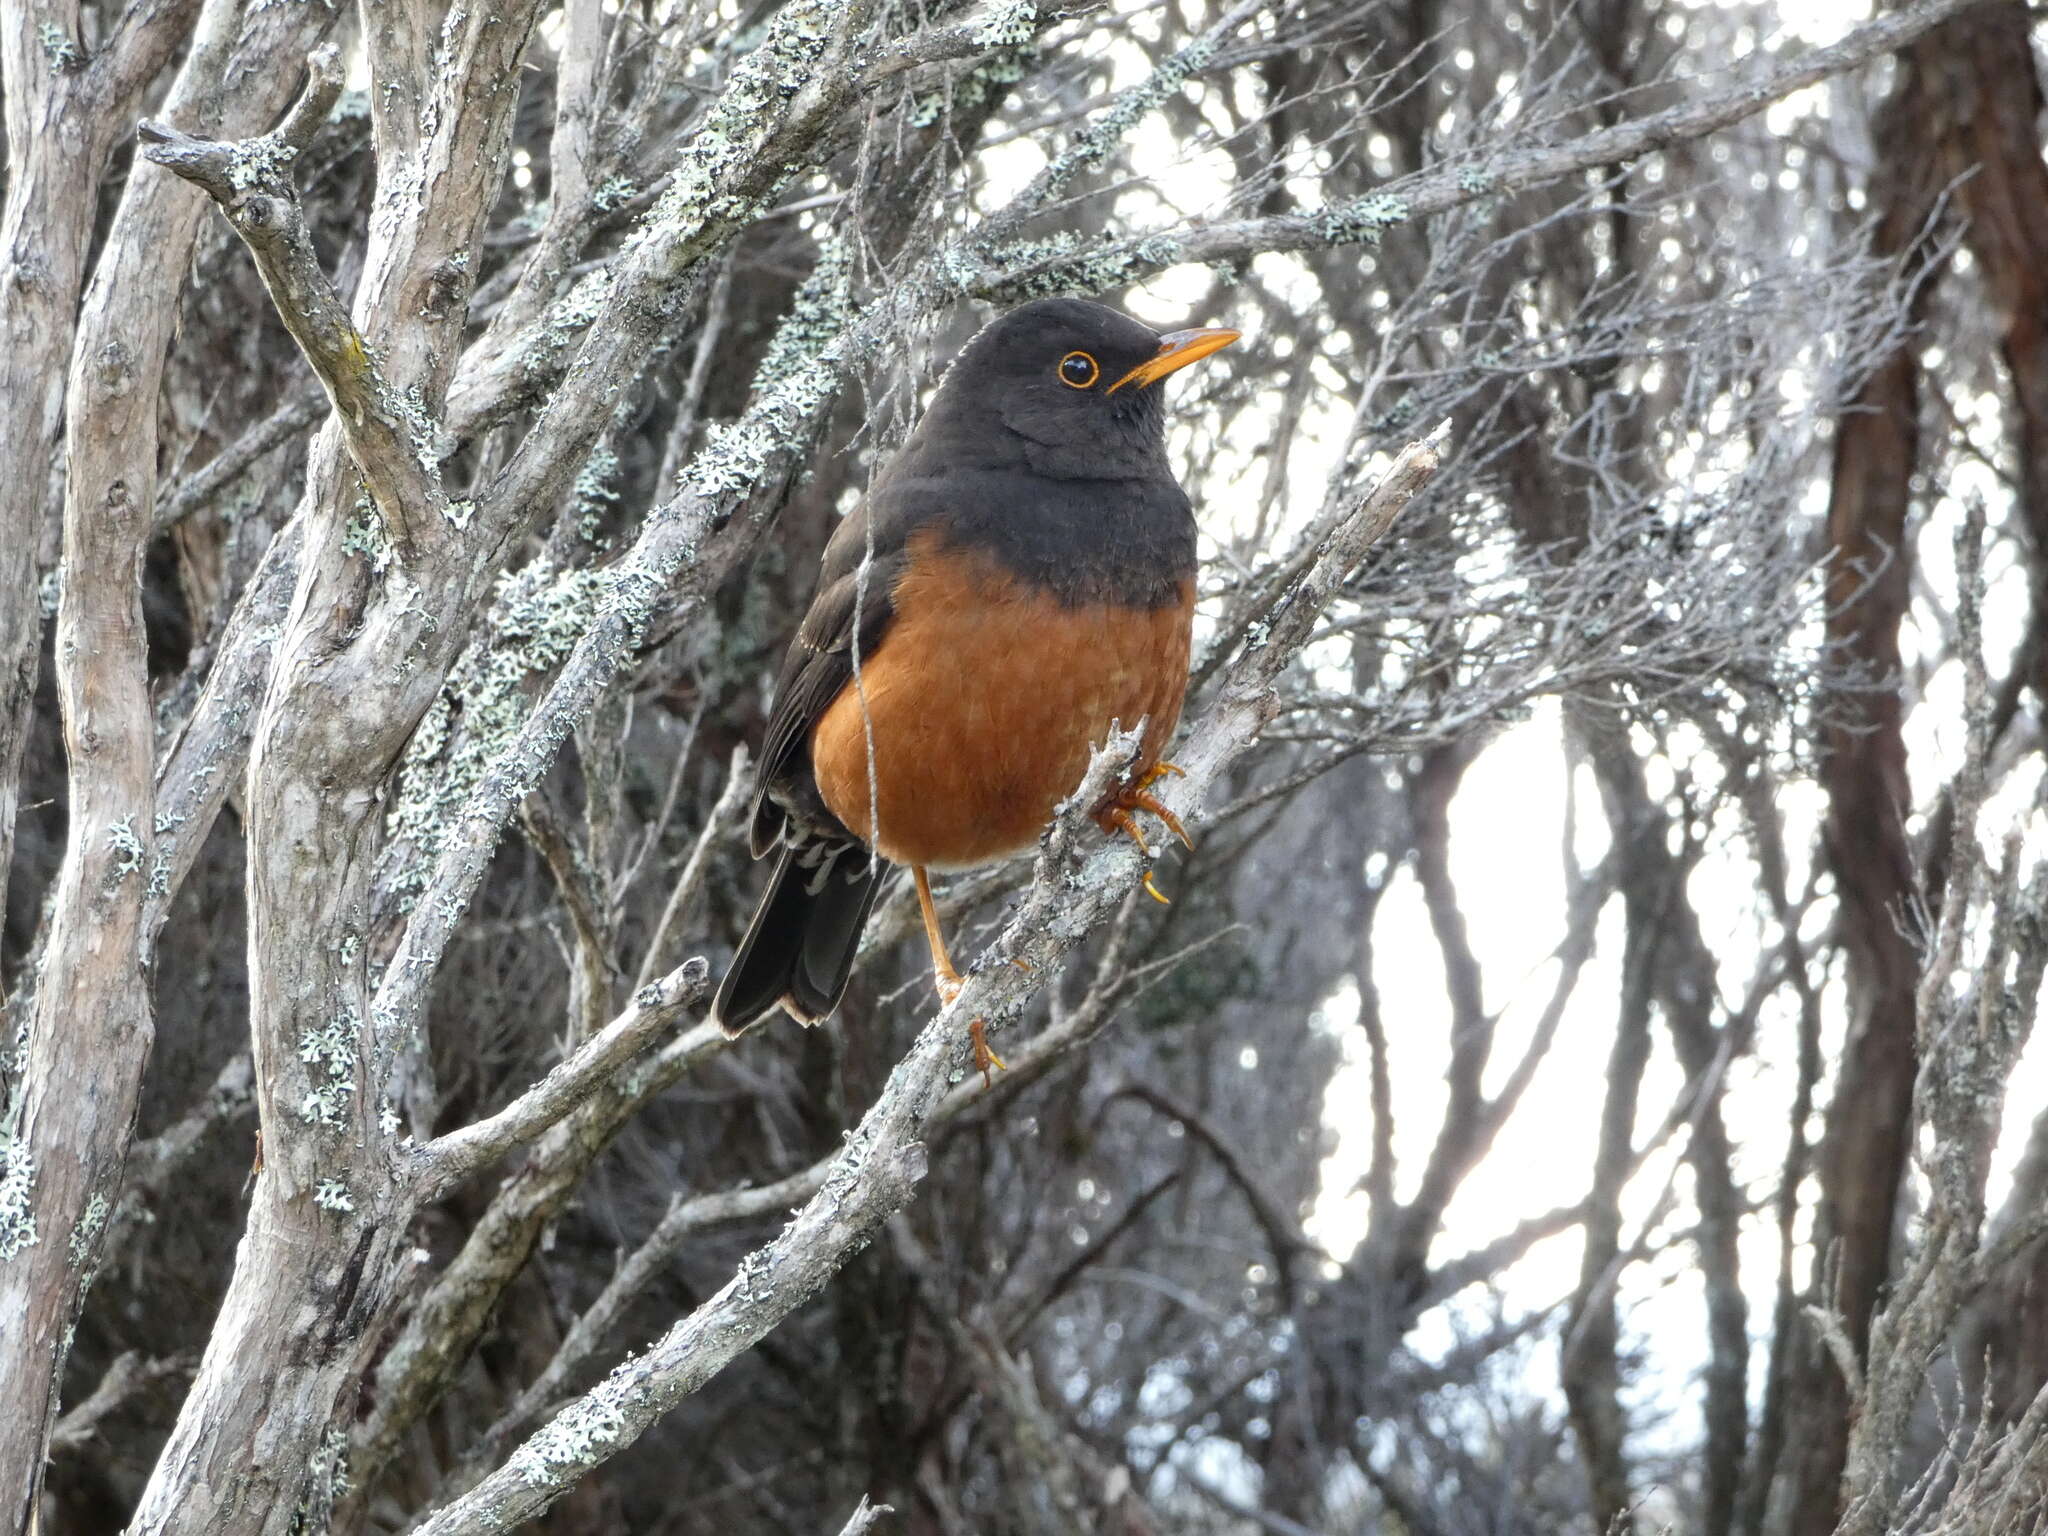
[711,296,1239,1082]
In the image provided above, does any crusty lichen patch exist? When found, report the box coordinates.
[66,1192,109,1270]
[105,816,145,880]
[684,236,851,498]
[571,442,620,547]
[632,2,836,253]
[1312,192,1409,246]
[297,1005,361,1128]
[286,1428,352,1536]
[959,231,1186,304]
[0,1125,39,1261]
[511,1355,643,1485]
[342,492,394,573]
[36,21,82,72]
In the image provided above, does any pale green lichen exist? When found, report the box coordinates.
[383,558,608,906]
[571,443,620,545]
[313,1178,354,1213]
[632,2,835,255]
[684,236,851,498]
[385,382,448,486]
[341,495,393,573]
[105,816,144,880]
[417,8,467,144]
[0,1126,39,1260]
[1047,35,1216,189]
[228,138,299,192]
[297,1005,360,1127]
[512,1355,642,1485]
[67,1192,109,1269]
[974,0,1035,46]
[37,22,82,72]
[1312,192,1409,246]
[522,266,615,382]
[908,24,1034,127]
[593,174,636,211]
[958,230,1185,304]
[286,1428,352,1536]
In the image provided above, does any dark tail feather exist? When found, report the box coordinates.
[712,844,884,1037]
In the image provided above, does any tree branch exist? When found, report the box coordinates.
[412,959,709,1202]
[139,44,451,560]
[962,0,1981,302]
[153,387,326,535]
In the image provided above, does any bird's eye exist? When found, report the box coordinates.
[1059,351,1099,389]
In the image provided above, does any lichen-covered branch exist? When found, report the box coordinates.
[0,0,327,1517]
[0,0,207,1039]
[1836,509,2048,1535]
[440,911,1158,1485]
[350,1019,732,1501]
[140,47,451,560]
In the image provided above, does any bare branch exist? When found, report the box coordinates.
[152,387,326,535]
[834,1497,894,1536]
[412,959,709,1202]
[49,1352,195,1457]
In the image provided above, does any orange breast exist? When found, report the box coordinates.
[810,529,1193,870]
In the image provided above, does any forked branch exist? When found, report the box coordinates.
[139,44,449,559]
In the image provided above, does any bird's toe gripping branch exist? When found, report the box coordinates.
[916,866,1008,1089]
[1096,760,1192,903]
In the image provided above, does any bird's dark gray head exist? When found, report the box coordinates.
[924,297,1239,480]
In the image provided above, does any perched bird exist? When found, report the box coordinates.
[711,297,1238,1079]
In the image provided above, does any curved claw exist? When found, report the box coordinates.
[970,1019,1008,1090]
[1142,871,1171,905]
[1128,789,1191,852]
[1104,805,1154,858]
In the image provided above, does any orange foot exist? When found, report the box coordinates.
[1096,761,1193,903]
[935,967,1007,1090]
[970,1019,1008,1089]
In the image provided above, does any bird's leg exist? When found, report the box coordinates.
[914,865,1006,1088]
[1095,760,1192,904]
[913,865,963,1001]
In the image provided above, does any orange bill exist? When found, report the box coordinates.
[1105,327,1241,394]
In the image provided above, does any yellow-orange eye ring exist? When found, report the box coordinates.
[1058,350,1099,389]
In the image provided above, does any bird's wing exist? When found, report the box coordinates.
[749,479,940,857]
